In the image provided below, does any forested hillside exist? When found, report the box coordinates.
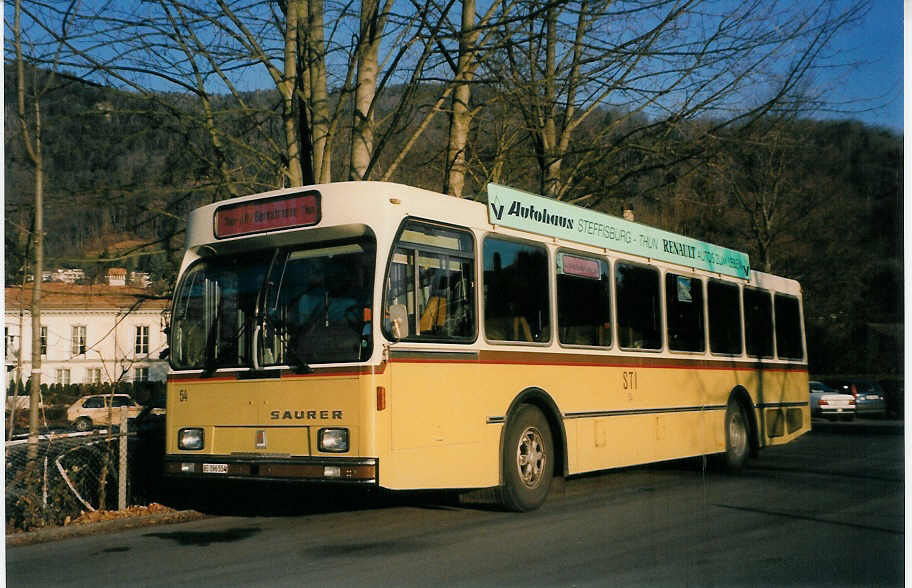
[4,68,902,376]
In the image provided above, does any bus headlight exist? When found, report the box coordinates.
[318,428,349,453]
[178,427,204,450]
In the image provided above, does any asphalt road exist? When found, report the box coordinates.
[7,422,904,587]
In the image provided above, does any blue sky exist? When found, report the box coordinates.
[824,1,904,130]
[9,0,903,131]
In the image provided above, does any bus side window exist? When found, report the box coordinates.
[615,262,661,350]
[386,251,416,338]
[383,220,475,342]
[665,273,705,352]
[744,288,774,357]
[774,294,804,359]
[483,237,550,343]
[708,280,742,355]
[557,252,611,347]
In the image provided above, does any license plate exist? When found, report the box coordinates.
[836,408,843,412]
[203,463,229,474]
[867,395,880,400]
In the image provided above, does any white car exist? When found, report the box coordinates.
[809,381,855,421]
[67,394,143,431]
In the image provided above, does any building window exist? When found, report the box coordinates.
[135,325,150,355]
[134,367,149,382]
[71,325,87,356]
[55,368,71,385]
[87,368,103,384]
[40,326,47,356]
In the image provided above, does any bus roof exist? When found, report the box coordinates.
[183,181,797,292]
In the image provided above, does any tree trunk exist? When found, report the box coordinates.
[305,0,332,183]
[444,0,478,197]
[282,0,304,186]
[350,0,383,181]
[15,0,43,460]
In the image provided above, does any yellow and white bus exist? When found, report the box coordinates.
[164,181,809,511]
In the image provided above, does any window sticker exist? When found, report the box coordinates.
[559,253,601,279]
[677,275,693,303]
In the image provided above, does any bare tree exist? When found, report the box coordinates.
[11,0,49,457]
[709,121,820,273]
[442,0,479,196]
[13,0,867,206]
[299,0,332,183]
[485,0,867,201]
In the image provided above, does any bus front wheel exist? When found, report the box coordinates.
[723,398,750,472]
[499,404,553,512]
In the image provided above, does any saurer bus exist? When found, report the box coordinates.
[164,181,809,511]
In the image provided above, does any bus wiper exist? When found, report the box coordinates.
[201,310,221,378]
[201,350,219,378]
[261,312,312,374]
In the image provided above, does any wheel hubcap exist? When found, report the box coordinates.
[729,410,747,456]
[516,426,546,489]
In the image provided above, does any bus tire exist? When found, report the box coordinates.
[723,397,750,472]
[498,404,553,512]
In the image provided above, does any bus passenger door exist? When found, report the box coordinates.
[387,347,482,487]
[388,349,481,449]
[381,219,483,488]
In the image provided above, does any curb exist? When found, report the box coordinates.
[810,419,904,436]
[6,510,208,547]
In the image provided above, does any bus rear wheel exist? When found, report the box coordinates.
[723,398,750,472]
[498,404,553,512]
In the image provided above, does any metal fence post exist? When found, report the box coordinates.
[118,406,128,510]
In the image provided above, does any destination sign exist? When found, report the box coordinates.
[486,183,750,279]
[215,191,321,238]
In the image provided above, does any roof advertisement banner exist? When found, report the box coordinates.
[486,183,750,279]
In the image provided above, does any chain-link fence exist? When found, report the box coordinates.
[5,412,166,532]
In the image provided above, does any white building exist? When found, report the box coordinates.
[5,284,171,387]
[106,268,128,287]
[49,268,86,284]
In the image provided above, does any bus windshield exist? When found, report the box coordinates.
[170,237,375,371]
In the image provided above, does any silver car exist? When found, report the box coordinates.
[809,381,855,421]
[827,379,887,418]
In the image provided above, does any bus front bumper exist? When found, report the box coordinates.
[163,455,378,484]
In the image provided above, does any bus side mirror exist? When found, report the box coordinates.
[388,304,408,340]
